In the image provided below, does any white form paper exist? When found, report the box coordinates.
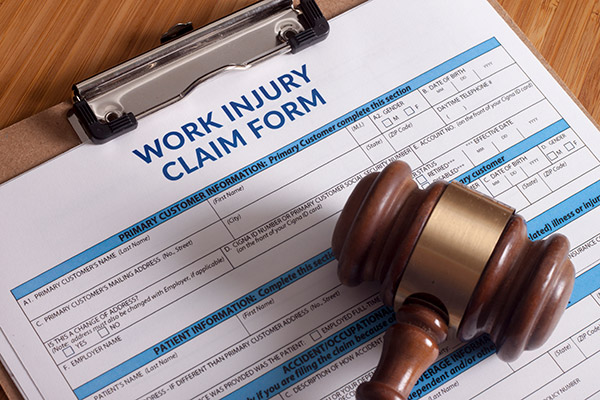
[1,0,600,399]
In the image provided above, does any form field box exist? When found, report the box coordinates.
[519,176,551,203]
[550,339,585,372]
[415,175,428,186]
[565,141,575,151]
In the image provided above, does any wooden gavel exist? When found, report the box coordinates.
[332,161,574,400]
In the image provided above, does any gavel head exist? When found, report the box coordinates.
[332,161,574,362]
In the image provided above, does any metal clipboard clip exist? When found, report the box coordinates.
[69,0,329,144]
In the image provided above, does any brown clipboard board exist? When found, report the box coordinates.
[0,0,598,398]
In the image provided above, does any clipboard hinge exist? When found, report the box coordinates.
[72,97,138,144]
[290,0,329,53]
[69,0,330,144]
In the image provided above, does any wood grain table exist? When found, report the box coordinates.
[0,0,599,399]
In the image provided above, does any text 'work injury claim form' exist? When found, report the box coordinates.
[1,0,600,399]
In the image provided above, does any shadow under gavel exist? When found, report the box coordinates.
[332,161,574,400]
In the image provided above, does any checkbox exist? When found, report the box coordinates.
[404,106,415,116]
[63,346,74,357]
[98,327,109,338]
[547,151,558,160]
[564,142,575,151]
[310,331,322,342]
[382,118,392,128]
[416,175,428,186]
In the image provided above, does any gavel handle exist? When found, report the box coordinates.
[357,300,449,400]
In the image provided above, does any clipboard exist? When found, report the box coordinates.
[0,0,598,399]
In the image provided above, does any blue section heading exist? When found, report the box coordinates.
[73,249,334,399]
[407,336,495,400]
